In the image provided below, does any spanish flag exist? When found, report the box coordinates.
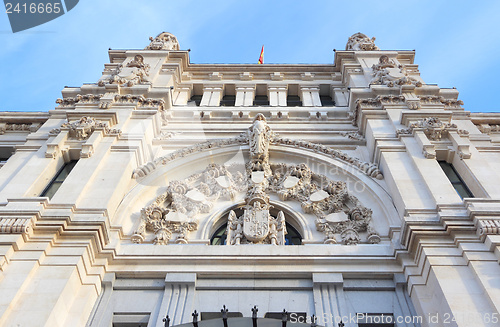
[258,45,264,64]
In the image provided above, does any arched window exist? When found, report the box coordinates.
[210,222,302,245]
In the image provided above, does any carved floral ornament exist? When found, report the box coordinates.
[396,117,469,141]
[97,55,150,87]
[132,115,381,246]
[55,93,166,111]
[345,33,379,51]
[49,116,121,140]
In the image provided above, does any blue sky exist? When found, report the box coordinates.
[1,0,499,112]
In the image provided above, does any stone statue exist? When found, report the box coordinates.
[249,113,272,161]
[277,211,287,245]
[345,32,379,51]
[146,32,180,50]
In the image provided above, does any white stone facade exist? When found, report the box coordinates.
[0,32,500,327]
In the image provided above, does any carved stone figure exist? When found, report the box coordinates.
[247,114,274,175]
[98,55,150,87]
[345,33,379,51]
[146,32,180,50]
[371,55,422,87]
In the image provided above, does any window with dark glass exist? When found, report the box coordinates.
[438,161,473,199]
[286,95,302,107]
[0,146,15,166]
[253,95,269,106]
[40,160,78,199]
[220,95,236,106]
[189,94,202,106]
[320,95,335,107]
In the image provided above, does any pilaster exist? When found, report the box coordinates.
[155,273,197,327]
[268,85,287,106]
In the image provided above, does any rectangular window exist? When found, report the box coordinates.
[253,95,269,106]
[320,95,335,106]
[286,95,302,107]
[438,161,474,199]
[220,95,236,106]
[40,160,78,199]
[0,146,15,168]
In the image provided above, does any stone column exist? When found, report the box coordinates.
[173,85,193,106]
[268,85,287,106]
[235,85,255,106]
[300,85,321,107]
[200,85,223,107]
[332,87,348,107]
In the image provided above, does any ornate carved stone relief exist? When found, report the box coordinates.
[339,131,365,141]
[345,33,379,51]
[52,116,121,141]
[0,217,35,236]
[370,56,422,88]
[98,55,150,87]
[133,115,381,245]
[476,124,500,134]
[114,95,166,111]
[477,219,500,237]
[146,32,180,50]
[397,117,470,159]
[270,163,380,245]
[132,164,247,244]
[56,94,103,107]
[0,123,41,134]
[397,117,468,140]
[132,130,382,180]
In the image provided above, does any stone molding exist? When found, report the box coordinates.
[132,135,382,180]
